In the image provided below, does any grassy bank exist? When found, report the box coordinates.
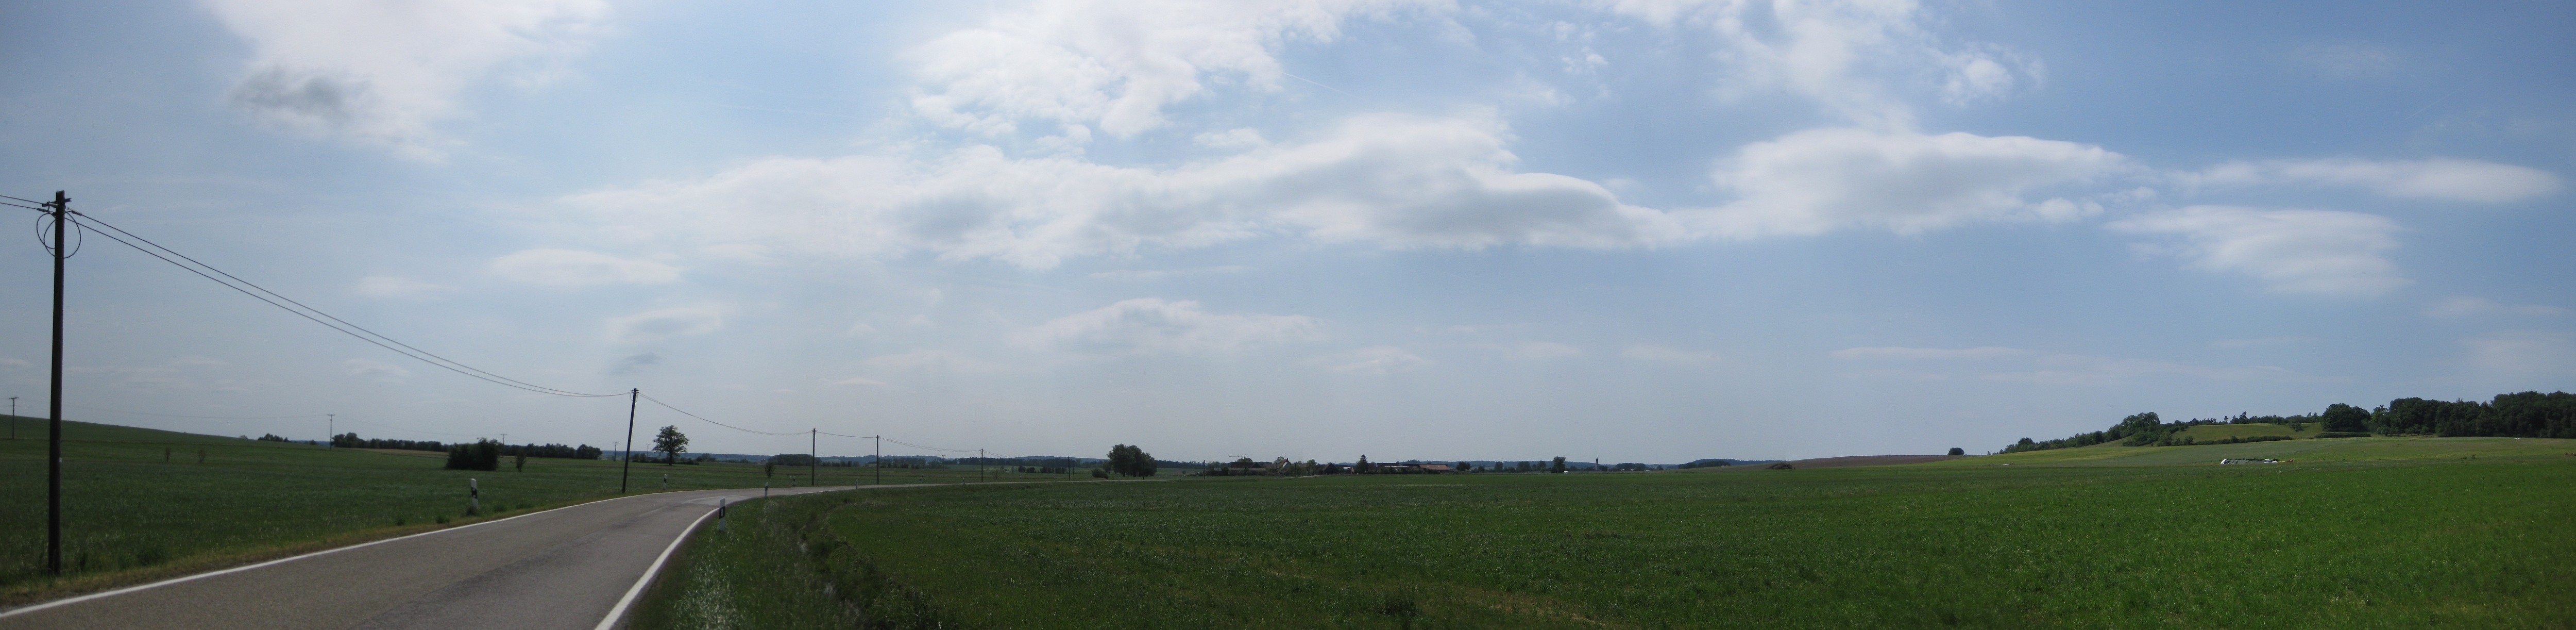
[0,417,1028,603]
[645,456,2576,628]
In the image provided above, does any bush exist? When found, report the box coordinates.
[2315,432,2371,439]
[445,439,501,471]
[1765,462,1794,470]
[1091,468,1109,478]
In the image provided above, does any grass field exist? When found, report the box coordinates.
[1938,435,2574,466]
[639,443,2576,628]
[0,416,1044,603]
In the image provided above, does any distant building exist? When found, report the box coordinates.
[1420,463,1451,473]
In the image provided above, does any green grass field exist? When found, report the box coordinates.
[639,442,2576,629]
[0,416,1039,603]
[1940,435,2573,466]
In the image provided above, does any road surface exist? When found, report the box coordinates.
[0,485,876,629]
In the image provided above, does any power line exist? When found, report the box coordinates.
[65,212,620,398]
[637,393,805,436]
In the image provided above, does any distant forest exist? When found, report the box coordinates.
[328,433,602,460]
[2004,391,2576,453]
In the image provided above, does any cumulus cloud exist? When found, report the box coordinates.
[1601,0,2042,126]
[907,0,1445,138]
[1022,298,1321,356]
[605,305,727,344]
[354,275,452,299]
[2427,297,2568,319]
[566,113,1686,269]
[341,358,410,382]
[1832,346,2029,360]
[2182,158,2561,203]
[1701,128,2126,237]
[489,249,682,286]
[1621,344,1719,365]
[1306,345,1431,374]
[2109,206,2406,297]
[204,0,610,156]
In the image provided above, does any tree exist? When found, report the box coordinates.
[1106,444,1157,477]
[2321,403,2370,433]
[1549,456,1567,473]
[1356,454,1372,474]
[653,425,689,466]
[1947,447,1965,456]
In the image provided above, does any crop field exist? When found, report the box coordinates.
[639,451,2576,628]
[0,417,1039,603]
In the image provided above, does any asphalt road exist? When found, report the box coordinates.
[0,484,873,630]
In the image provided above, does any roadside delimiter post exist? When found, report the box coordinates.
[468,478,479,516]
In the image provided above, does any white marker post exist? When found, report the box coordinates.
[468,478,479,517]
[661,474,668,492]
[716,499,727,533]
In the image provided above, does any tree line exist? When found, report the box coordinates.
[2002,390,2576,453]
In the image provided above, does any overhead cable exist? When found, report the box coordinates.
[65,212,620,398]
[637,392,806,436]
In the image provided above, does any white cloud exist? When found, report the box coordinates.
[1307,345,1430,374]
[605,305,727,344]
[2427,297,2569,319]
[1699,128,2125,237]
[2182,158,2561,203]
[1194,128,1269,150]
[203,0,610,156]
[2109,206,2406,297]
[354,275,452,299]
[341,358,410,382]
[907,0,1447,138]
[489,249,681,287]
[565,113,1687,269]
[1601,0,2041,126]
[1022,298,1321,356]
[1621,344,1718,365]
[1832,346,2029,360]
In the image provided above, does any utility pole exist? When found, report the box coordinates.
[809,428,817,487]
[45,191,69,575]
[979,449,985,482]
[9,396,16,439]
[326,413,333,449]
[873,435,880,486]
[620,389,637,493]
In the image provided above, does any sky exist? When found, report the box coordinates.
[0,0,2569,463]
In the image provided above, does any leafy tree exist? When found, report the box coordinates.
[653,425,689,466]
[1549,456,1567,473]
[1106,444,1157,477]
[1357,454,1372,474]
[1947,447,1965,456]
[2320,403,2371,433]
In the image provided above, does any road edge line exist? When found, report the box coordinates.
[0,491,659,619]
[593,506,719,630]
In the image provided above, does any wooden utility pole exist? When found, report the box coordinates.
[620,389,637,492]
[45,191,69,575]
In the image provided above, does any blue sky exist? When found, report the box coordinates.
[0,0,2568,462]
